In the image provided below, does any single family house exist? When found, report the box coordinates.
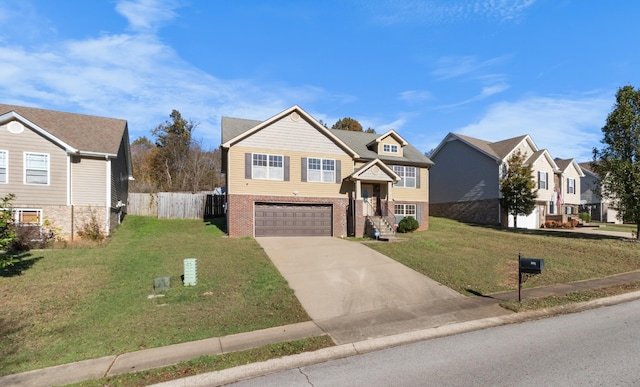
[429,133,583,229]
[220,105,433,238]
[578,162,621,223]
[0,104,133,239]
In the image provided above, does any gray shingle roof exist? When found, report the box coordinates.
[0,104,128,155]
[454,133,529,160]
[329,129,432,166]
[221,116,261,144]
[221,113,433,166]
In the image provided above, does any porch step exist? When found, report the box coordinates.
[367,216,396,241]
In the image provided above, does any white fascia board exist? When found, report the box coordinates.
[0,111,78,153]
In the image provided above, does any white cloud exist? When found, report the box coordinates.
[365,0,536,25]
[456,94,612,161]
[399,90,432,104]
[0,1,329,148]
[115,0,181,32]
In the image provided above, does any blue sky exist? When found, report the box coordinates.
[0,0,637,161]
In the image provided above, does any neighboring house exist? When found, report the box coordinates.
[578,162,621,223]
[0,104,133,239]
[220,105,433,238]
[429,133,583,229]
[553,158,585,218]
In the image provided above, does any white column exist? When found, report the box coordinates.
[387,181,393,201]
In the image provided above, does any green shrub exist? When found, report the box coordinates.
[1,194,16,251]
[579,212,591,223]
[77,210,106,242]
[397,216,419,233]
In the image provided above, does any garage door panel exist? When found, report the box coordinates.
[255,203,332,237]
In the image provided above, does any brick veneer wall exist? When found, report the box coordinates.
[35,205,109,240]
[227,194,349,237]
[430,199,500,226]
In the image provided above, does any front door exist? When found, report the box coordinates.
[362,184,374,216]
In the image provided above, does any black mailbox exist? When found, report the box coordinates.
[519,258,544,274]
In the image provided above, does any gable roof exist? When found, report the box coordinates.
[348,158,400,182]
[431,132,539,163]
[0,104,128,156]
[221,105,434,167]
[366,129,408,147]
[221,105,358,157]
[527,149,560,172]
[555,158,585,177]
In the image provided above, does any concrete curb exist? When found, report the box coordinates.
[151,290,640,386]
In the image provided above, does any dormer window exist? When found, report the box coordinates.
[383,144,398,153]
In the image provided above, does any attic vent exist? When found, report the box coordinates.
[290,112,300,121]
[7,121,24,134]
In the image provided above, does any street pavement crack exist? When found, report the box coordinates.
[298,367,314,386]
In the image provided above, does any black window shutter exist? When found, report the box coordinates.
[245,153,252,179]
[335,160,341,183]
[301,157,307,182]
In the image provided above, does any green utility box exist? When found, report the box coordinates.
[183,258,197,286]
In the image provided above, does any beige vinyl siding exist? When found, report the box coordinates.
[229,146,353,198]
[378,137,404,157]
[531,160,555,203]
[512,141,536,159]
[393,168,428,201]
[563,166,583,205]
[238,114,348,155]
[71,156,107,206]
[358,165,395,181]
[0,121,67,205]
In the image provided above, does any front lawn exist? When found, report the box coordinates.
[367,217,640,295]
[0,216,309,376]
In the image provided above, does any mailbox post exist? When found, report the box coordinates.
[518,254,544,302]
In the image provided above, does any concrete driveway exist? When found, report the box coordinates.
[256,237,463,321]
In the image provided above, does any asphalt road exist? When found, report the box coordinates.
[230,299,640,386]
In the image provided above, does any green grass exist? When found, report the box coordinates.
[69,336,334,387]
[593,222,638,234]
[0,216,309,376]
[367,217,640,296]
[500,282,640,312]
[3,215,640,380]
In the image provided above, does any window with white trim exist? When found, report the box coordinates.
[567,178,575,194]
[566,206,573,214]
[392,166,417,188]
[383,144,398,153]
[538,171,548,190]
[252,153,283,180]
[12,209,43,225]
[307,158,335,183]
[24,152,49,184]
[0,150,7,183]
[394,204,416,218]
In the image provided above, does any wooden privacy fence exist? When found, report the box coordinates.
[127,192,226,219]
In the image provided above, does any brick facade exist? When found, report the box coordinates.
[37,205,109,240]
[227,194,349,237]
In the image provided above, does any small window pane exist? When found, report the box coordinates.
[25,153,48,184]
